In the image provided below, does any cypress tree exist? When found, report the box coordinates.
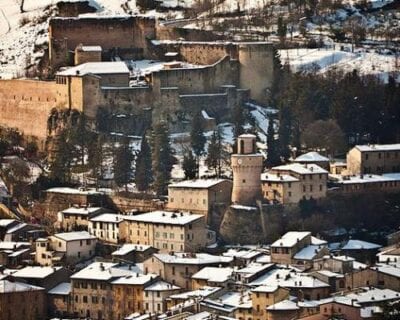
[206,129,224,177]
[135,133,153,191]
[266,117,280,167]
[114,137,134,192]
[152,121,174,196]
[190,111,206,158]
[182,150,197,180]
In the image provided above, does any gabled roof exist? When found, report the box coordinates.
[271,231,311,247]
[0,280,44,293]
[294,152,329,162]
[123,211,203,225]
[272,163,328,174]
[54,231,97,242]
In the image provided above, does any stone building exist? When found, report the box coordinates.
[262,163,328,204]
[251,285,290,320]
[0,280,47,320]
[57,206,105,231]
[167,179,232,220]
[48,282,72,318]
[74,45,102,65]
[70,261,157,320]
[346,144,400,175]
[88,213,124,244]
[231,134,263,205]
[143,252,233,290]
[35,231,97,266]
[120,211,211,253]
[143,280,181,314]
[270,231,327,266]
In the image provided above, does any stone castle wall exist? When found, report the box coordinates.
[49,17,156,67]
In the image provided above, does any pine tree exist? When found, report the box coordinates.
[152,121,174,196]
[69,113,91,166]
[182,150,197,180]
[114,137,134,192]
[135,133,153,192]
[206,129,225,177]
[232,103,244,139]
[266,117,280,167]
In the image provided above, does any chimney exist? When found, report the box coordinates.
[100,262,105,271]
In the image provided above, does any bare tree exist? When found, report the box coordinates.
[17,0,25,13]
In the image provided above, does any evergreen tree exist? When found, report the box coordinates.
[114,137,134,192]
[277,16,287,44]
[190,111,206,158]
[135,133,153,191]
[206,128,225,177]
[232,103,244,139]
[69,113,91,166]
[152,121,174,196]
[88,133,105,188]
[49,130,73,184]
[266,117,280,167]
[278,104,292,161]
[182,150,197,180]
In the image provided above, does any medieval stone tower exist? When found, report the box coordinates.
[231,134,263,205]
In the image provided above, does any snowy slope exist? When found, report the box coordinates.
[279,48,399,82]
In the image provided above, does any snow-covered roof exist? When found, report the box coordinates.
[0,241,30,250]
[230,205,257,211]
[111,273,155,285]
[311,236,327,245]
[0,219,16,228]
[222,248,262,260]
[79,45,102,52]
[346,287,400,304]
[123,211,203,225]
[272,163,328,175]
[372,264,400,278]
[252,285,281,293]
[0,280,44,293]
[112,244,152,256]
[170,286,221,299]
[48,282,71,295]
[271,231,311,247]
[153,252,233,265]
[57,61,129,76]
[54,231,97,242]
[293,245,325,261]
[330,174,400,184]
[144,280,180,291]
[342,240,381,250]
[5,222,27,234]
[90,213,124,223]
[169,179,229,189]
[294,152,329,162]
[61,206,103,215]
[267,299,299,311]
[355,144,400,152]
[316,270,344,278]
[261,173,299,182]
[13,266,62,279]
[71,262,142,281]
[192,267,234,283]
[249,268,329,289]
[46,187,101,195]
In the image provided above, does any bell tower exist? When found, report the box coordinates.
[231,134,263,205]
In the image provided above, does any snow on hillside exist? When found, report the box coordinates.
[0,0,183,79]
[279,48,399,82]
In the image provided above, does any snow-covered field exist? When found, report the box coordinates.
[279,48,399,82]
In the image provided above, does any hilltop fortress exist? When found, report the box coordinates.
[0,16,274,147]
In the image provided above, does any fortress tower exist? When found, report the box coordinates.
[231,134,263,205]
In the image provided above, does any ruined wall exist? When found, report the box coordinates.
[156,24,225,42]
[49,17,156,67]
[56,1,98,17]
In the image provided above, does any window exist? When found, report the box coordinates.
[172,266,175,275]
[83,296,88,303]
[242,179,246,183]
[310,185,313,192]
[80,240,83,246]
[288,182,291,188]
[86,240,91,245]
[288,192,292,197]
[170,233,174,239]
[303,185,306,192]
